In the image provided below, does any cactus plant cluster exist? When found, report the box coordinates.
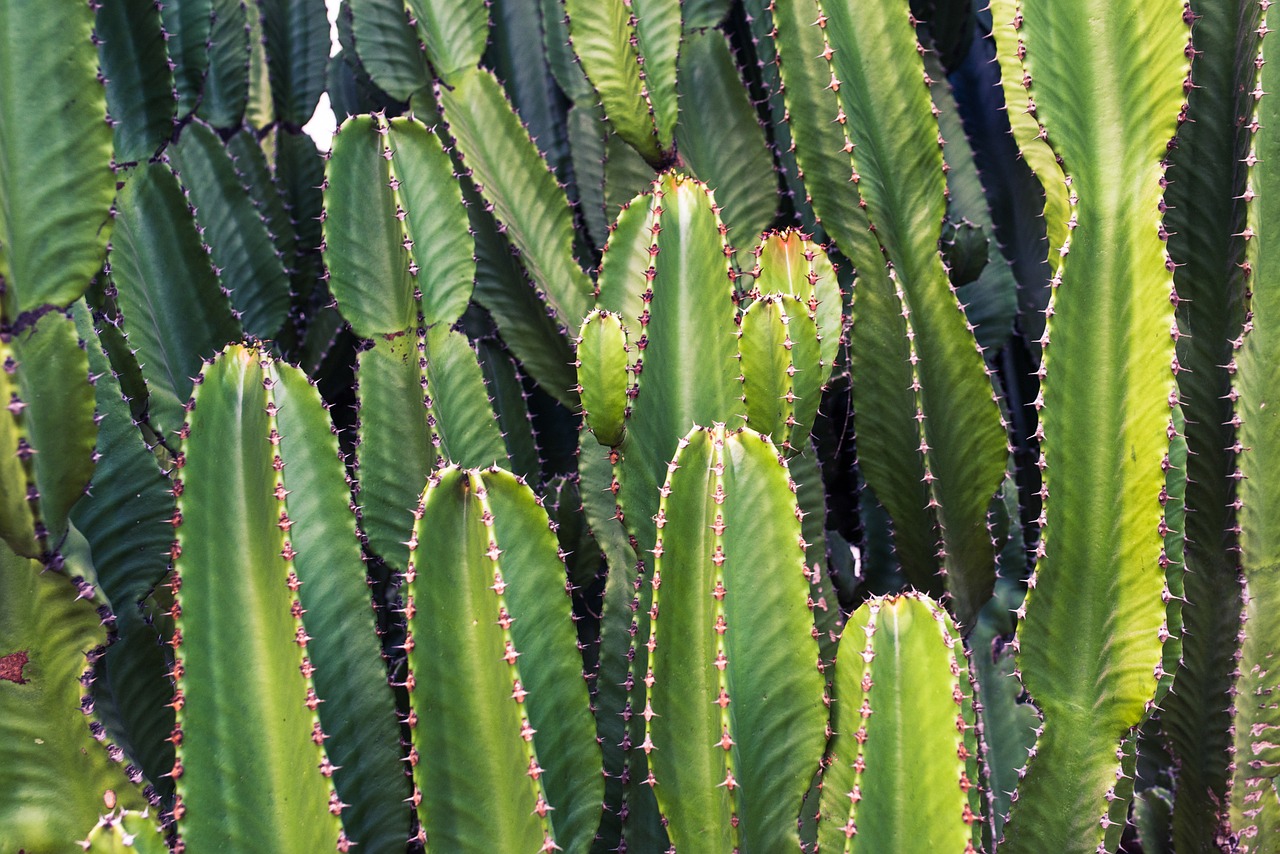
[1,0,1277,851]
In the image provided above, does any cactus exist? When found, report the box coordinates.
[8,0,1280,851]
[403,465,602,852]
[168,345,404,851]
[1227,5,1280,847]
[644,424,827,851]
[818,592,981,852]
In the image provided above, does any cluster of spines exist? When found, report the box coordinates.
[402,467,560,852]
[166,354,347,851]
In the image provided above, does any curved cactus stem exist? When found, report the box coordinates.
[108,161,241,441]
[259,0,330,127]
[0,0,115,318]
[159,0,212,121]
[562,0,666,165]
[997,1,1189,850]
[814,0,1007,629]
[818,593,981,853]
[72,300,177,796]
[169,119,292,340]
[348,0,431,101]
[1160,3,1254,847]
[438,67,594,340]
[270,363,409,852]
[646,425,827,852]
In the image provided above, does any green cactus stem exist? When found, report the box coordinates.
[645,424,827,852]
[994,1,1190,850]
[403,465,602,853]
[170,345,403,852]
[1228,5,1280,846]
[818,592,981,853]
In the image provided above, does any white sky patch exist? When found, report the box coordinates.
[301,0,343,151]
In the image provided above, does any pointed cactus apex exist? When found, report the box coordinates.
[577,309,630,447]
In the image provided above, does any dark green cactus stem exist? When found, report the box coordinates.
[323,112,475,336]
[1161,2,1255,848]
[106,160,241,442]
[1228,6,1280,846]
[403,466,602,852]
[354,323,507,569]
[645,424,827,851]
[993,1,1189,850]
[818,593,981,852]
